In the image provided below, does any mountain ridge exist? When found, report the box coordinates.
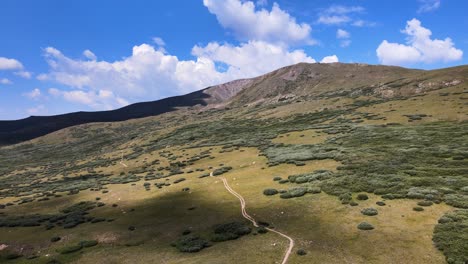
[0,62,466,145]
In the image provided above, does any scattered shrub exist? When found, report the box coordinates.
[80,240,98,248]
[350,201,359,206]
[357,194,369,200]
[376,201,386,206]
[273,176,282,181]
[297,249,307,256]
[357,222,374,230]
[413,207,424,212]
[257,226,268,234]
[417,200,433,207]
[307,187,321,194]
[173,178,186,184]
[263,188,278,196]
[361,208,378,216]
[57,244,83,254]
[211,222,251,242]
[171,234,211,253]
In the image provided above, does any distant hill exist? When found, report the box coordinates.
[0,62,466,145]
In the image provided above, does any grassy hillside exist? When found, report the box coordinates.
[0,63,467,263]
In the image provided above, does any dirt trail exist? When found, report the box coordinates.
[211,172,295,264]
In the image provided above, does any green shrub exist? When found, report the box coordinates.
[357,194,369,200]
[339,193,352,204]
[80,240,98,248]
[413,207,424,212]
[297,249,307,256]
[280,187,307,199]
[173,178,186,184]
[307,187,321,194]
[257,226,268,234]
[263,188,278,196]
[57,244,83,254]
[433,210,468,264]
[376,201,386,206]
[417,200,433,207]
[172,234,211,253]
[211,222,251,242]
[273,176,282,181]
[350,201,359,206]
[50,236,61,242]
[361,208,378,216]
[357,222,374,230]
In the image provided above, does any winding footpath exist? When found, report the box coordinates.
[211,172,295,264]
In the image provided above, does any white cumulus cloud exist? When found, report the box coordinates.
[0,57,23,70]
[39,41,321,110]
[320,55,339,63]
[376,18,463,66]
[203,0,313,45]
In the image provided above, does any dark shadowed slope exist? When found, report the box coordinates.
[0,89,214,145]
[0,77,252,145]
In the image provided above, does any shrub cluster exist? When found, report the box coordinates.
[263,188,278,196]
[357,222,374,230]
[361,208,378,216]
[171,234,211,253]
[433,210,468,264]
[211,221,251,242]
[280,187,307,199]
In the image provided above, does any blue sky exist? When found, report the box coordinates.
[0,0,466,120]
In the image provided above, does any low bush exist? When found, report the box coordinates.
[171,234,211,253]
[297,249,307,256]
[257,226,268,234]
[307,186,321,194]
[80,240,98,248]
[413,207,424,212]
[211,222,251,242]
[357,194,369,200]
[51,236,61,242]
[417,200,433,207]
[263,188,278,196]
[173,178,186,184]
[273,176,282,181]
[433,210,468,264]
[357,222,374,230]
[280,187,307,199]
[376,201,386,206]
[57,244,83,254]
[361,208,378,216]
